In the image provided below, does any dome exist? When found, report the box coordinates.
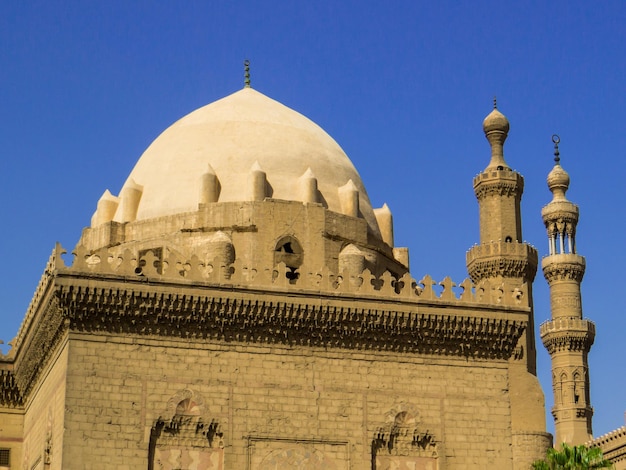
[112,87,381,236]
[482,108,510,134]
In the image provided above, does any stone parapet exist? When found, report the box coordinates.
[473,169,524,199]
[588,425,626,469]
[540,318,595,354]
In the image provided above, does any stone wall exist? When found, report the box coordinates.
[60,332,516,469]
[0,408,23,470]
[22,341,68,470]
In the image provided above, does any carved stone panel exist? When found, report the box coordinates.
[375,455,437,470]
[249,438,349,470]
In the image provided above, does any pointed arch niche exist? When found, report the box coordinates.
[148,389,224,470]
[372,405,438,469]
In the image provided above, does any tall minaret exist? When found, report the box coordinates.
[466,102,539,373]
[540,136,594,445]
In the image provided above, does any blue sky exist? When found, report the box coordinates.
[1,0,624,438]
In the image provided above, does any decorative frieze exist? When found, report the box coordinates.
[58,282,526,360]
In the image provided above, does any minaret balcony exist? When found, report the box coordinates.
[540,318,595,353]
[473,170,524,199]
[542,254,586,284]
[466,240,538,282]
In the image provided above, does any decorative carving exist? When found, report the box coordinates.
[0,369,22,407]
[55,244,532,307]
[542,259,586,284]
[473,171,523,200]
[259,447,338,470]
[57,282,526,360]
[12,298,67,400]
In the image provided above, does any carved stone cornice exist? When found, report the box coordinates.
[56,279,527,360]
[0,368,22,407]
[12,298,68,399]
[466,241,538,283]
[540,318,595,354]
[473,170,523,200]
[542,255,586,284]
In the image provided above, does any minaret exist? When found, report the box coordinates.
[540,136,594,445]
[466,102,539,372]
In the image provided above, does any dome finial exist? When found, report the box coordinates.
[552,134,561,164]
[244,59,251,88]
[493,96,497,109]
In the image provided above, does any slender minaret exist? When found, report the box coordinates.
[540,135,594,445]
[466,101,539,372]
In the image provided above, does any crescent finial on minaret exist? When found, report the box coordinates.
[244,59,251,88]
[552,134,561,164]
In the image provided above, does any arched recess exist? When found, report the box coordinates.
[372,405,438,469]
[148,389,224,470]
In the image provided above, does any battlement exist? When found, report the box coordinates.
[467,240,537,259]
[3,244,532,358]
[540,317,595,336]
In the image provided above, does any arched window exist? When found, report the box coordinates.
[274,236,303,282]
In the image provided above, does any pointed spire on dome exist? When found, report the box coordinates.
[546,134,571,202]
[373,203,394,247]
[244,59,251,88]
[338,179,359,217]
[298,167,318,203]
[248,160,267,201]
[199,163,220,204]
[91,189,120,227]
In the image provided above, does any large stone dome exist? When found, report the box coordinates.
[112,87,381,237]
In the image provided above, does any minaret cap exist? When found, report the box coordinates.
[482,99,510,134]
[482,99,511,169]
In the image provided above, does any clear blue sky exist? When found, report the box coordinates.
[1,0,624,438]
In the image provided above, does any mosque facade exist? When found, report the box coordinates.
[1,81,597,469]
